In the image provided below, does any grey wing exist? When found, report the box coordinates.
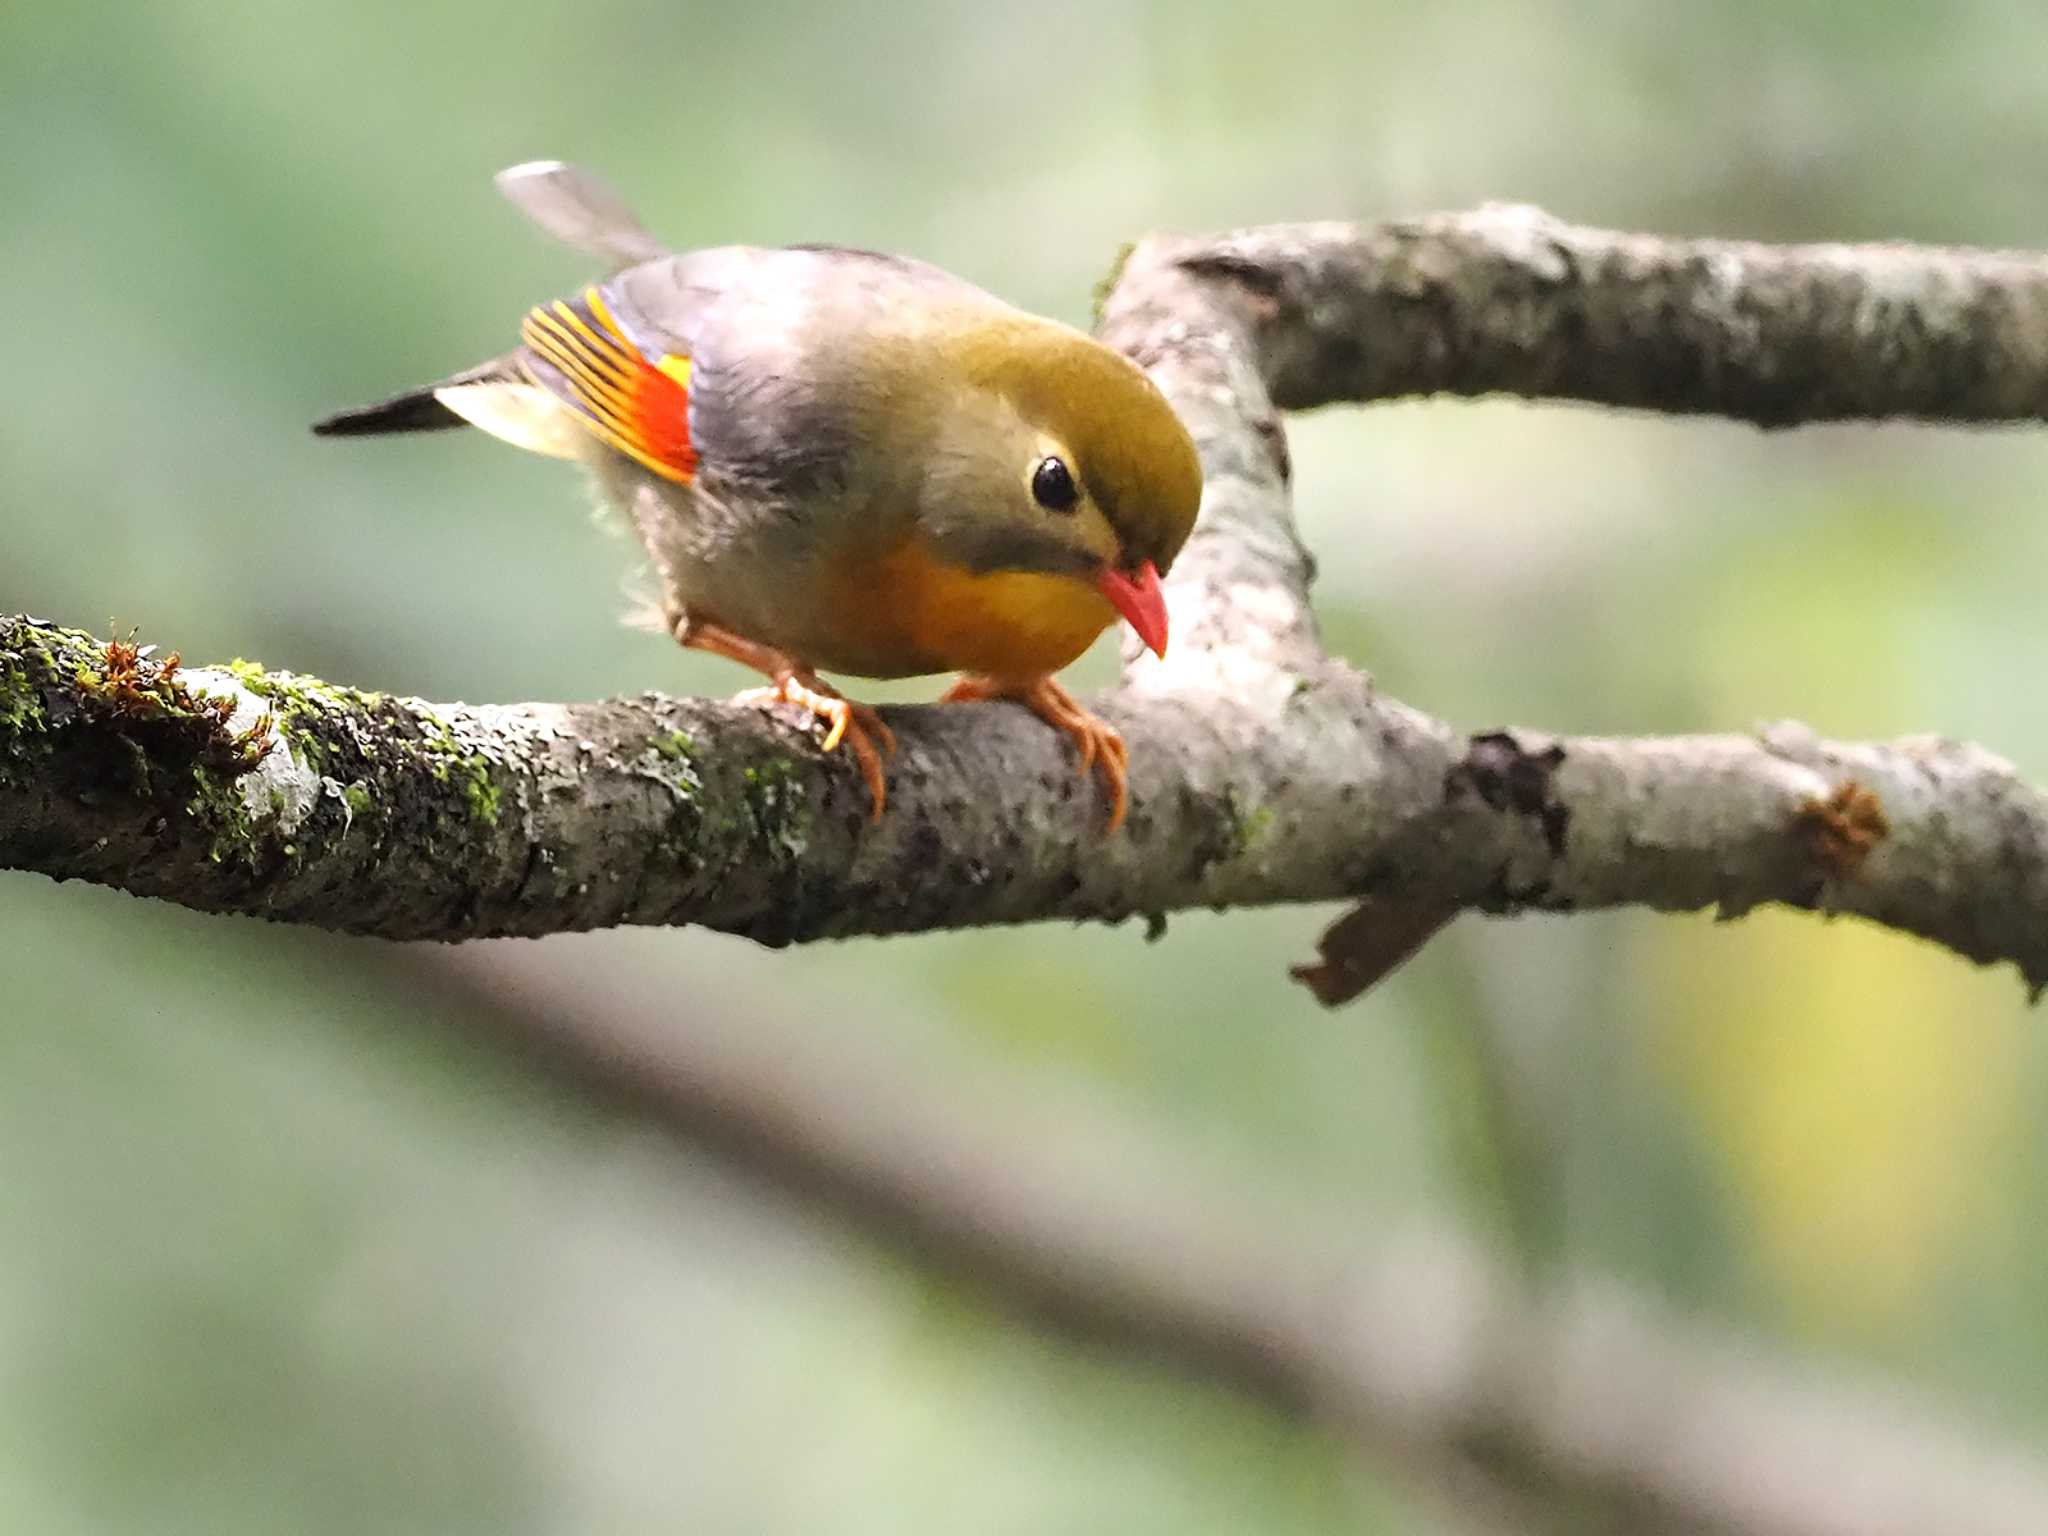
[599,246,990,506]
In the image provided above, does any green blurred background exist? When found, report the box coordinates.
[9,2,2048,1529]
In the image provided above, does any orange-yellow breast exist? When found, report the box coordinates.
[820,537,1115,681]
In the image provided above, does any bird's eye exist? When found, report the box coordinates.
[1031,456,1079,513]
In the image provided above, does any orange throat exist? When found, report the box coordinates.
[830,539,1117,681]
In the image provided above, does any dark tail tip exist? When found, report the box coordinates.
[311,388,464,438]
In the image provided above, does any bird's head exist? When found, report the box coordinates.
[908,314,1203,661]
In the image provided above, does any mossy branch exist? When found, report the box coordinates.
[0,616,856,941]
[11,208,2048,997]
[10,613,2048,998]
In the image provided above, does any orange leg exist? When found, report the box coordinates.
[942,673,1130,834]
[675,616,895,820]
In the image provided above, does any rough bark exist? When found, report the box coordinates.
[1180,204,2048,425]
[7,209,2048,994]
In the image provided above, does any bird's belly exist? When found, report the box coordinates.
[602,464,1112,681]
[814,540,1116,681]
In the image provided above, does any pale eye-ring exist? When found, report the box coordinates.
[1031,455,1079,513]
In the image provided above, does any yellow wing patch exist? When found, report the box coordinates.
[518,286,698,483]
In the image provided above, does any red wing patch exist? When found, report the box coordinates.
[519,286,699,483]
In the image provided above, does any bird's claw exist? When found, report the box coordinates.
[732,673,895,820]
[943,674,1130,834]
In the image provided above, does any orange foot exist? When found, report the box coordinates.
[943,673,1131,834]
[730,674,895,817]
[676,617,896,820]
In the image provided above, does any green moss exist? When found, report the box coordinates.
[0,622,59,790]
[1093,241,1137,326]
[0,651,48,786]
[227,661,385,775]
[184,760,263,867]
[1209,784,1276,867]
[1239,804,1277,849]
[462,772,502,826]
[741,756,810,861]
[0,624,299,866]
[227,659,382,713]
[615,730,707,868]
[231,663,511,845]
[406,711,504,829]
[0,653,43,736]
[1,628,67,789]
[11,624,275,785]
[629,730,701,799]
[75,655,223,727]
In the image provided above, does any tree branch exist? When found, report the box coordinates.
[1178,204,2048,425]
[8,208,2048,991]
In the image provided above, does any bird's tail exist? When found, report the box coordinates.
[494,160,666,269]
[311,159,663,452]
[310,387,462,437]
[311,354,584,460]
[310,354,516,437]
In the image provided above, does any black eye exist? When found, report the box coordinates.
[1031,456,1079,512]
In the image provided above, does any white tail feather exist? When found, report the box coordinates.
[432,382,586,460]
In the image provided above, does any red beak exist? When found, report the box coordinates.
[1096,560,1169,659]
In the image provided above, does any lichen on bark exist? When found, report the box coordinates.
[9,208,2048,993]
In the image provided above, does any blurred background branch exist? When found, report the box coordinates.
[420,940,2048,1536]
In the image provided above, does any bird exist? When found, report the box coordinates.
[312,161,1202,831]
